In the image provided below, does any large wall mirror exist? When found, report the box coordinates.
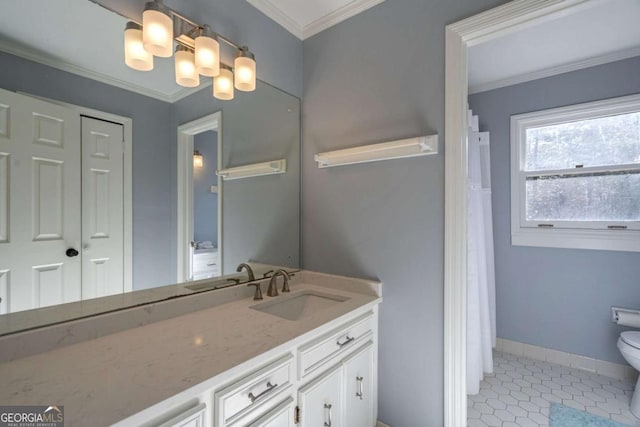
[0,0,300,335]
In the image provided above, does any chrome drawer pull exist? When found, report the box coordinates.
[336,335,354,347]
[248,381,278,403]
[324,403,332,427]
[356,376,364,400]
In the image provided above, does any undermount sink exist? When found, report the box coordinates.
[250,290,349,321]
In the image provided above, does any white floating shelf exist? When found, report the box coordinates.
[314,135,438,168]
[217,159,286,181]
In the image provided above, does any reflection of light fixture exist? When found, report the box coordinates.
[124,22,154,71]
[213,64,234,101]
[195,25,220,77]
[234,46,256,92]
[142,1,173,57]
[175,45,199,87]
[123,1,257,101]
[193,150,204,168]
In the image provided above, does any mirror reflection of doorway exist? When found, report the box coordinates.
[192,130,221,280]
[176,111,222,283]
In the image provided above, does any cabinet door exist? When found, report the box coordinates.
[245,397,295,427]
[298,364,343,427]
[344,342,374,427]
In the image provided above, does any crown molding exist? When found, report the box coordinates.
[303,0,385,39]
[247,0,385,40]
[246,0,303,39]
[0,39,199,103]
[469,47,640,95]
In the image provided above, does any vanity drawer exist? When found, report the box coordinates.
[298,311,374,379]
[214,354,293,427]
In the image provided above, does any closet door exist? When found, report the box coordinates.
[0,88,81,313]
[81,116,124,299]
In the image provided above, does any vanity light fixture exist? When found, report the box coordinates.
[234,47,256,92]
[314,135,439,168]
[175,45,200,87]
[122,0,257,100]
[142,1,173,57]
[195,25,220,77]
[124,22,154,71]
[213,64,235,101]
[193,151,204,168]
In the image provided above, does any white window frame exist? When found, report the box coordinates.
[510,94,640,252]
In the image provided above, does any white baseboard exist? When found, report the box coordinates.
[496,338,638,383]
[376,422,392,427]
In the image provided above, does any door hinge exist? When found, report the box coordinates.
[294,405,300,424]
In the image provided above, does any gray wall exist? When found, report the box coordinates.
[193,131,218,244]
[301,0,508,425]
[171,81,301,274]
[468,56,640,364]
[100,0,303,97]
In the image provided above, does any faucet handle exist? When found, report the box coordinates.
[247,282,263,300]
[280,270,291,293]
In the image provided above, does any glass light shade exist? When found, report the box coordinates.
[124,23,153,71]
[213,67,234,100]
[142,3,173,57]
[195,31,220,77]
[174,47,200,87]
[193,151,204,168]
[234,49,256,92]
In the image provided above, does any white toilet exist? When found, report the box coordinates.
[618,331,640,417]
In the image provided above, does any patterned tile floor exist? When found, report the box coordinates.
[468,351,640,426]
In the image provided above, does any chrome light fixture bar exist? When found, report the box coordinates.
[120,0,257,100]
[314,135,439,168]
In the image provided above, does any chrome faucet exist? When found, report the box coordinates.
[267,270,290,297]
[236,263,255,282]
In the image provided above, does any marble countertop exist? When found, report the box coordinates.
[0,275,380,426]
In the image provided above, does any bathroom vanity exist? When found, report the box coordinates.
[0,271,381,427]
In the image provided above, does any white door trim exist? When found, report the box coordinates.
[443,1,589,425]
[176,111,222,282]
[18,93,134,293]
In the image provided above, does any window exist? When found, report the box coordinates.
[510,94,640,252]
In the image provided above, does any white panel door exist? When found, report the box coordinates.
[298,364,343,427]
[343,343,375,427]
[81,116,124,299]
[0,88,81,313]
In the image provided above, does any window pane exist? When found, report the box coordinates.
[525,111,640,171]
[525,171,640,222]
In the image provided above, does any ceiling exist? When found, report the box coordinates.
[468,0,640,94]
[246,0,384,40]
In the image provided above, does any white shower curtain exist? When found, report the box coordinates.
[466,111,496,395]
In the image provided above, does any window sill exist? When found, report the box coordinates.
[511,227,640,252]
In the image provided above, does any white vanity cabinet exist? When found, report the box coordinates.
[120,305,379,427]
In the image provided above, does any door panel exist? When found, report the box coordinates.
[344,343,374,427]
[81,116,124,299]
[0,270,8,314]
[32,158,64,240]
[0,153,8,242]
[298,364,343,427]
[32,263,65,307]
[0,88,81,313]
